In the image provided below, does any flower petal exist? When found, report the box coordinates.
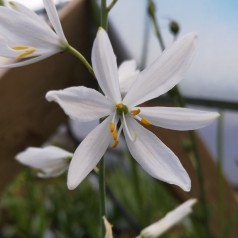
[15,146,72,170]
[0,6,60,48]
[123,116,191,191]
[118,60,139,95]
[8,1,50,29]
[139,107,219,130]
[140,199,197,238]
[67,116,111,190]
[123,33,197,107]
[92,28,121,103]
[43,0,67,43]
[46,86,113,122]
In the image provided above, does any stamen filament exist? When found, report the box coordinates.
[130,109,141,116]
[122,113,135,141]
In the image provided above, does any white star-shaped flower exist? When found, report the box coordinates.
[46,28,219,191]
[16,146,72,178]
[0,0,68,68]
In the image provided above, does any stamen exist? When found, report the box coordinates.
[13,45,31,50]
[130,109,141,116]
[110,121,119,148]
[115,103,124,109]
[141,117,151,126]
[12,45,36,59]
[110,121,115,133]
[16,49,36,59]
[122,113,135,141]
[112,140,119,148]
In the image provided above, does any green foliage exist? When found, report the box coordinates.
[0,155,220,238]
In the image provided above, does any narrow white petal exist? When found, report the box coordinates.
[124,33,197,107]
[92,28,121,103]
[118,60,139,95]
[15,146,72,170]
[0,52,56,68]
[123,116,191,191]
[46,86,113,122]
[0,6,59,47]
[67,116,112,190]
[139,107,219,130]
[8,1,50,29]
[43,0,67,43]
[140,199,197,238]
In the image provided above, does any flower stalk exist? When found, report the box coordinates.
[66,45,95,76]
[99,1,119,236]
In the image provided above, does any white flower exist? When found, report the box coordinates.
[15,146,72,178]
[46,28,219,191]
[0,0,68,68]
[138,199,197,238]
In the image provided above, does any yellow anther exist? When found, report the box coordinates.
[12,45,30,50]
[130,109,141,116]
[110,121,115,132]
[141,118,152,126]
[110,121,119,148]
[112,130,118,140]
[112,140,119,148]
[115,103,124,109]
[16,48,36,59]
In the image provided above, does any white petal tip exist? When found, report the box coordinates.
[67,181,77,190]
[45,91,56,102]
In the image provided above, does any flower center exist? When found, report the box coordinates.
[115,103,128,116]
[12,45,36,59]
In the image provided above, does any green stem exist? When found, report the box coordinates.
[148,0,166,51]
[107,0,118,12]
[101,0,108,30]
[148,0,212,236]
[66,45,95,77]
[217,110,224,238]
[128,152,145,226]
[99,157,106,238]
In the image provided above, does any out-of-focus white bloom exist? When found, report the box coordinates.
[118,60,139,96]
[0,0,68,68]
[103,216,113,238]
[15,146,72,178]
[46,28,219,191]
[138,199,197,238]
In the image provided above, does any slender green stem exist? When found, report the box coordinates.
[66,45,95,77]
[101,0,108,30]
[99,157,106,237]
[148,0,212,236]
[147,0,166,51]
[107,0,118,12]
[217,110,224,238]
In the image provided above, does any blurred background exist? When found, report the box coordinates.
[0,0,238,237]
